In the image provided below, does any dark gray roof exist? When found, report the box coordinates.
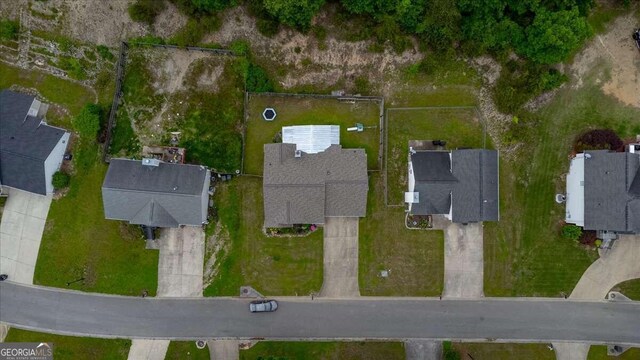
[102,159,210,227]
[410,149,499,223]
[583,150,640,232]
[263,143,368,227]
[0,90,68,195]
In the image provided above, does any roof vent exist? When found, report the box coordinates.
[295,150,302,158]
[142,158,161,167]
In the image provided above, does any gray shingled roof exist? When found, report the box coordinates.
[410,149,499,223]
[0,90,68,195]
[102,159,210,227]
[583,150,640,233]
[263,143,368,227]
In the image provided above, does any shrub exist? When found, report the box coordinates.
[73,104,102,140]
[574,129,624,153]
[229,39,251,56]
[562,224,582,242]
[128,0,166,25]
[170,15,220,46]
[0,19,19,40]
[246,63,274,92]
[354,76,370,94]
[443,341,461,360]
[52,171,70,189]
[96,45,115,61]
[578,230,597,246]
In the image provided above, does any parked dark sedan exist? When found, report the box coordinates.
[249,299,278,313]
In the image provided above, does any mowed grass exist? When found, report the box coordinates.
[452,343,555,360]
[588,346,640,359]
[0,63,161,296]
[385,107,486,205]
[204,176,323,296]
[614,279,640,300]
[166,341,210,360]
[5,329,130,360]
[244,94,381,175]
[360,174,443,296]
[240,341,405,360]
[484,75,640,296]
[34,146,159,295]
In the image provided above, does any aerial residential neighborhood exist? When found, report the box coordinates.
[0,1,639,360]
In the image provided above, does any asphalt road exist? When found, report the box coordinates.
[1,282,639,344]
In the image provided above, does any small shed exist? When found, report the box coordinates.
[282,125,340,154]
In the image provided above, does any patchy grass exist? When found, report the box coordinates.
[35,144,159,296]
[588,346,640,359]
[204,177,323,296]
[385,107,486,205]
[452,343,555,360]
[240,341,405,360]
[114,47,244,172]
[360,174,444,296]
[5,329,130,360]
[614,279,640,300]
[484,78,640,296]
[166,341,210,360]
[0,62,94,115]
[244,94,381,175]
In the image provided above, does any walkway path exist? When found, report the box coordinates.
[0,188,52,343]
[127,226,205,360]
[320,217,360,298]
[553,235,640,360]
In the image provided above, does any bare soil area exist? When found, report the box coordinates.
[571,13,640,108]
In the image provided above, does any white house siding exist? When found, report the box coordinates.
[200,169,211,224]
[565,154,585,227]
[43,132,70,194]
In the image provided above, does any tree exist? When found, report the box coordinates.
[517,7,591,64]
[0,19,19,40]
[262,0,326,30]
[73,104,102,141]
[574,129,623,153]
[562,224,582,242]
[52,171,70,190]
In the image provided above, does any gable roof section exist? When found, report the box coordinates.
[102,159,210,227]
[583,150,640,232]
[263,143,368,227]
[0,90,68,195]
[410,149,499,222]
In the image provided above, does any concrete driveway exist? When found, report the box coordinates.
[443,222,483,298]
[0,188,52,284]
[320,217,359,298]
[157,226,205,297]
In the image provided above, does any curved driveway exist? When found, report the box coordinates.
[1,283,640,345]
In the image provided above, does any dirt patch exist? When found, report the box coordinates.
[150,50,210,94]
[203,223,230,288]
[571,13,640,108]
[205,6,422,91]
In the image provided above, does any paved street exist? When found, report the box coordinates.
[1,282,639,344]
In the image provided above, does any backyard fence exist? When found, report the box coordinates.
[132,43,238,56]
[102,41,128,163]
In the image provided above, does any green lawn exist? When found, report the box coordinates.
[34,144,159,295]
[166,341,210,360]
[360,174,443,296]
[452,343,555,360]
[484,75,640,296]
[588,346,640,359]
[244,94,381,175]
[240,341,405,360]
[614,279,640,300]
[0,63,160,296]
[204,176,323,296]
[385,107,486,205]
[5,329,130,360]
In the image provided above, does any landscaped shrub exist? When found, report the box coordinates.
[128,0,166,25]
[0,19,19,40]
[578,230,598,246]
[574,129,624,153]
[562,224,583,242]
[52,171,70,189]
